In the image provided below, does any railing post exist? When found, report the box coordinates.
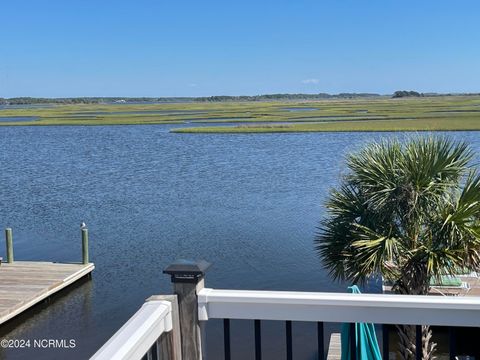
[164,259,211,360]
[81,228,89,264]
[147,295,182,360]
[5,228,14,263]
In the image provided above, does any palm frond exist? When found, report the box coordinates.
[315,136,480,291]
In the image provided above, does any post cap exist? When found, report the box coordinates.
[163,259,211,283]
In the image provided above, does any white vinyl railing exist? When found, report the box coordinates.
[197,288,480,327]
[91,300,173,360]
[92,288,480,360]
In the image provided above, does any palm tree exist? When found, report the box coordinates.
[315,136,480,360]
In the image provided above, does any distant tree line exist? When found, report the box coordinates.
[0,93,381,105]
[392,91,480,98]
[392,90,424,98]
[0,97,194,105]
[2,92,479,105]
[193,93,382,102]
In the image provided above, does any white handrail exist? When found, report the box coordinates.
[198,288,480,327]
[91,300,173,360]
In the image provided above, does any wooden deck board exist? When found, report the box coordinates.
[0,261,94,325]
[327,333,341,360]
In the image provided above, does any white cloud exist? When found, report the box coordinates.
[188,83,198,87]
[301,78,319,84]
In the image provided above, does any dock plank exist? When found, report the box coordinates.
[0,261,94,325]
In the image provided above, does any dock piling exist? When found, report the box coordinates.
[82,228,89,264]
[5,228,14,263]
[0,227,95,325]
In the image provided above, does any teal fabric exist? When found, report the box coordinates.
[341,286,383,360]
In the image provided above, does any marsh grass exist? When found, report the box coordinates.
[1,96,480,132]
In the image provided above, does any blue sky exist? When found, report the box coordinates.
[1,1,479,97]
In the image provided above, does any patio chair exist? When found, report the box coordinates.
[429,275,471,296]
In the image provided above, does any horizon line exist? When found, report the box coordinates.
[3,91,480,100]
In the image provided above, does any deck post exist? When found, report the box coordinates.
[164,259,211,360]
[5,228,14,263]
[147,295,182,360]
[81,228,89,264]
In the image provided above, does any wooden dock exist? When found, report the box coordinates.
[0,261,94,325]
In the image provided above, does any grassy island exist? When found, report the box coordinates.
[1,96,480,132]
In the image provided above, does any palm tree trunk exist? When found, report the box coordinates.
[395,325,436,360]
[392,264,436,360]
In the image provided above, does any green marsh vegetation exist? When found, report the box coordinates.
[1,95,480,132]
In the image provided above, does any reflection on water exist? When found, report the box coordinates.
[0,126,479,359]
[0,278,94,360]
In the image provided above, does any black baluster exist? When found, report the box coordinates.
[416,325,422,360]
[449,327,456,360]
[317,322,325,360]
[286,320,292,360]
[350,323,356,360]
[383,324,389,360]
[255,320,262,360]
[224,319,231,360]
[150,341,158,360]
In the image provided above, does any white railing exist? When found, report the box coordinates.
[91,300,173,360]
[91,286,480,359]
[197,288,480,327]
